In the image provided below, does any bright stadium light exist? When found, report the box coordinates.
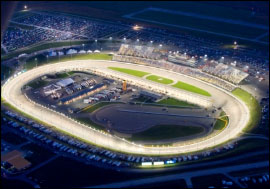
[24,5,27,9]
[234,41,237,45]
[133,25,142,31]
[159,44,162,47]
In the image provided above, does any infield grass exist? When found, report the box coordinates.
[81,101,124,113]
[156,97,197,107]
[130,125,204,141]
[146,75,174,84]
[213,111,229,130]
[108,67,150,77]
[173,81,211,97]
[232,88,261,132]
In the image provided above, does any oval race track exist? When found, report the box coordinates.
[1,60,250,155]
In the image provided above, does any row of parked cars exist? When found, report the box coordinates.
[3,109,238,169]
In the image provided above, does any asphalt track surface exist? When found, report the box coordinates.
[1,60,249,155]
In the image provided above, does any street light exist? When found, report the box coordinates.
[150,41,153,44]
[24,5,27,9]
[159,44,162,47]
[82,44,85,51]
[35,58,38,67]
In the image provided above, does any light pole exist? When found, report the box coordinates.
[35,58,38,67]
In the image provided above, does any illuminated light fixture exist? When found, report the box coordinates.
[142,162,152,166]
[133,25,142,30]
[153,161,164,165]
[24,5,27,9]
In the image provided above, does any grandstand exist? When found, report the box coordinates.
[202,62,249,84]
[113,44,237,91]
[118,44,161,59]
[168,53,197,67]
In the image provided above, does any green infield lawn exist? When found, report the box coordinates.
[213,111,229,130]
[173,81,211,97]
[146,75,174,84]
[81,101,124,113]
[27,80,49,89]
[156,97,196,107]
[108,67,150,77]
[55,71,75,79]
[130,125,204,141]
[24,53,112,70]
[232,88,261,132]
[75,117,105,131]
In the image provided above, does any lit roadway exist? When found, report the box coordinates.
[1,60,249,155]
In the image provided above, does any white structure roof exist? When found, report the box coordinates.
[56,78,74,87]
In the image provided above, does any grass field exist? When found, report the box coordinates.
[156,97,196,107]
[146,75,174,84]
[27,79,49,89]
[130,125,204,141]
[108,67,150,77]
[232,88,261,132]
[172,81,211,97]
[75,117,105,131]
[81,101,124,113]
[24,53,112,70]
[213,111,229,130]
[55,71,74,78]
[134,10,267,39]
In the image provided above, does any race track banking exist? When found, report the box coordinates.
[1,60,249,155]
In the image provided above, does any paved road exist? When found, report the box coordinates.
[90,161,269,188]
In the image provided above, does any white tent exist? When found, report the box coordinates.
[78,50,86,54]
[94,50,100,53]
